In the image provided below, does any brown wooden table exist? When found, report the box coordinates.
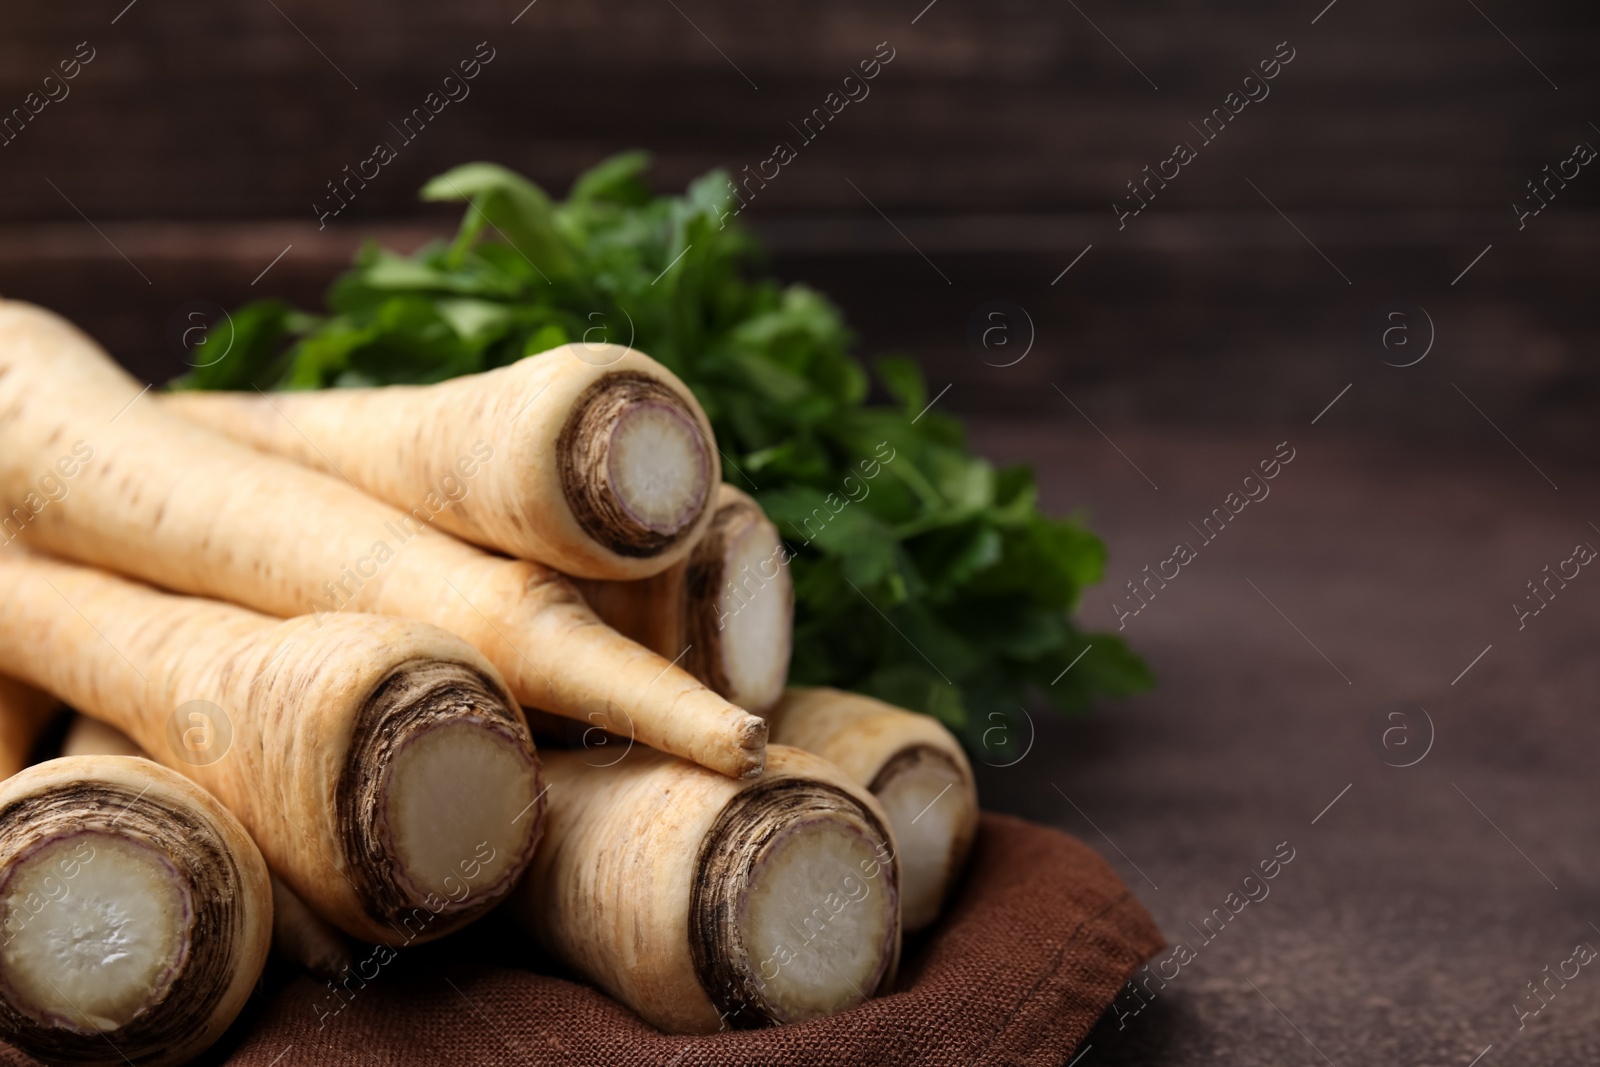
[971,421,1600,1066]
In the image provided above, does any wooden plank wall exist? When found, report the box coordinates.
[0,0,1593,443]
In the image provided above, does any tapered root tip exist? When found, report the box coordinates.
[559,373,713,559]
[690,779,899,1028]
[734,715,769,780]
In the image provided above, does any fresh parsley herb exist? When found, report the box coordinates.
[174,153,1152,748]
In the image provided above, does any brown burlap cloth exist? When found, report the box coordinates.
[3,813,1163,1067]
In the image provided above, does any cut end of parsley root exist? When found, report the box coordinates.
[560,372,713,558]
[2,832,190,1031]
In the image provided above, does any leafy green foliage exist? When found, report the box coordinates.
[172,153,1152,748]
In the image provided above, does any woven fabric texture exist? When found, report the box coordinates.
[2,812,1162,1067]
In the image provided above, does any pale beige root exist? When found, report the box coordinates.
[570,563,686,670]
[60,713,143,759]
[0,300,765,779]
[0,551,545,946]
[0,678,59,780]
[511,745,900,1034]
[161,344,719,579]
[0,755,272,1067]
[269,875,353,979]
[767,688,978,931]
[574,484,794,715]
[61,714,354,978]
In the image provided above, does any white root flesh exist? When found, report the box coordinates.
[61,714,353,979]
[558,371,715,563]
[513,745,900,1034]
[734,815,897,1022]
[696,487,793,716]
[4,832,192,1031]
[766,688,979,931]
[605,397,711,536]
[0,755,272,1067]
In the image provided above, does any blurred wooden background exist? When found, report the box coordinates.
[0,0,1594,444]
